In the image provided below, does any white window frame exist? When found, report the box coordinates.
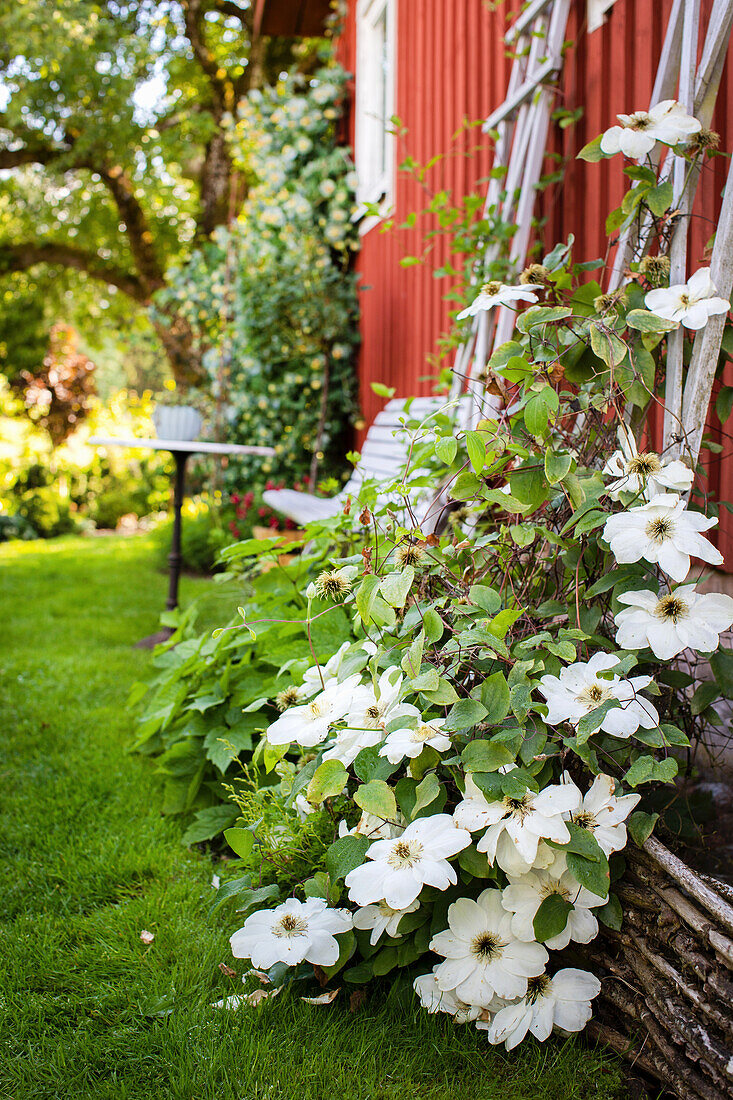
[354,0,396,232]
[587,0,619,33]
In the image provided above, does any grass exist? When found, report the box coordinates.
[0,535,625,1100]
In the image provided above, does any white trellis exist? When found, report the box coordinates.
[450,0,571,418]
[602,0,733,462]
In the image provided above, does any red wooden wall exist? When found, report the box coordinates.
[336,0,733,561]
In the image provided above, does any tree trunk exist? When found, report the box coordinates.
[582,838,733,1099]
[152,309,207,388]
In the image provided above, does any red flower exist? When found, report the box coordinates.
[285,517,296,530]
[265,480,275,490]
[269,518,279,529]
[236,505,248,519]
[229,521,240,536]
[231,493,241,504]
[258,506,268,517]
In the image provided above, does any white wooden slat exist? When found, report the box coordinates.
[663,0,701,450]
[681,152,733,462]
[505,0,554,43]
[483,57,559,131]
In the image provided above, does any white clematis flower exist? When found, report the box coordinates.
[431,890,548,1007]
[345,813,471,909]
[603,424,693,501]
[615,585,733,660]
[352,898,419,945]
[600,99,701,158]
[561,773,640,856]
[457,280,542,320]
[603,494,722,581]
[299,640,352,698]
[501,856,606,950]
[266,674,361,748]
[379,717,452,764]
[230,897,352,969]
[645,267,730,330]
[324,667,420,767]
[538,652,659,739]
[453,775,577,872]
[480,968,601,1050]
[413,971,487,1023]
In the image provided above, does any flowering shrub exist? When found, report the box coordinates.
[157,58,360,492]
[202,101,733,1046]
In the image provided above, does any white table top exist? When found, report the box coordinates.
[89,436,275,456]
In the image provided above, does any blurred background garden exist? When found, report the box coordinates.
[0,1,359,571]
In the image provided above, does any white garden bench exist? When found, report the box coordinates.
[262,396,460,531]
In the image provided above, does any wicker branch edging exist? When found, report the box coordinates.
[582,837,733,1100]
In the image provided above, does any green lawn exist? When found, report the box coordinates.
[0,535,625,1100]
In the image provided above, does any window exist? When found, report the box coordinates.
[587,0,618,33]
[355,0,396,225]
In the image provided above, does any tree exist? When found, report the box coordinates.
[0,0,311,385]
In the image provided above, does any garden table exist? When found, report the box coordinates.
[88,437,276,646]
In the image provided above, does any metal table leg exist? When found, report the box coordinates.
[136,449,188,649]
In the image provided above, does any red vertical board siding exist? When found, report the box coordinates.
[337,0,733,564]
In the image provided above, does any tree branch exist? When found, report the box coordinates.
[0,145,72,170]
[0,242,148,302]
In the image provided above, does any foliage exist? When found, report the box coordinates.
[0,536,623,1096]
[0,0,331,383]
[0,384,170,537]
[20,323,96,446]
[134,111,733,1051]
[133,537,356,827]
[157,62,360,487]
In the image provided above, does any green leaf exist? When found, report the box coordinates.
[436,436,458,465]
[576,698,621,744]
[533,893,573,942]
[401,630,425,678]
[479,671,511,722]
[469,584,502,614]
[181,804,238,846]
[566,850,610,898]
[413,772,441,815]
[353,744,399,783]
[307,759,349,804]
[380,567,414,609]
[325,835,372,881]
[628,810,659,847]
[624,755,655,787]
[466,431,487,473]
[626,309,677,333]
[355,575,382,625]
[462,739,515,772]
[597,893,623,930]
[551,821,605,861]
[423,609,444,643]
[422,678,460,706]
[485,608,522,640]
[354,780,397,821]
[223,827,254,859]
[371,382,396,398]
[458,845,495,879]
[710,647,733,694]
[691,681,720,715]
[452,471,482,501]
[577,134,605,161]
[544,451,573,485]
[516,305,573,333]
[589,322,627,367]
[524,386,559,437]
[646,180,673,216]
[211,880,279,916]
[445,698,488,732]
